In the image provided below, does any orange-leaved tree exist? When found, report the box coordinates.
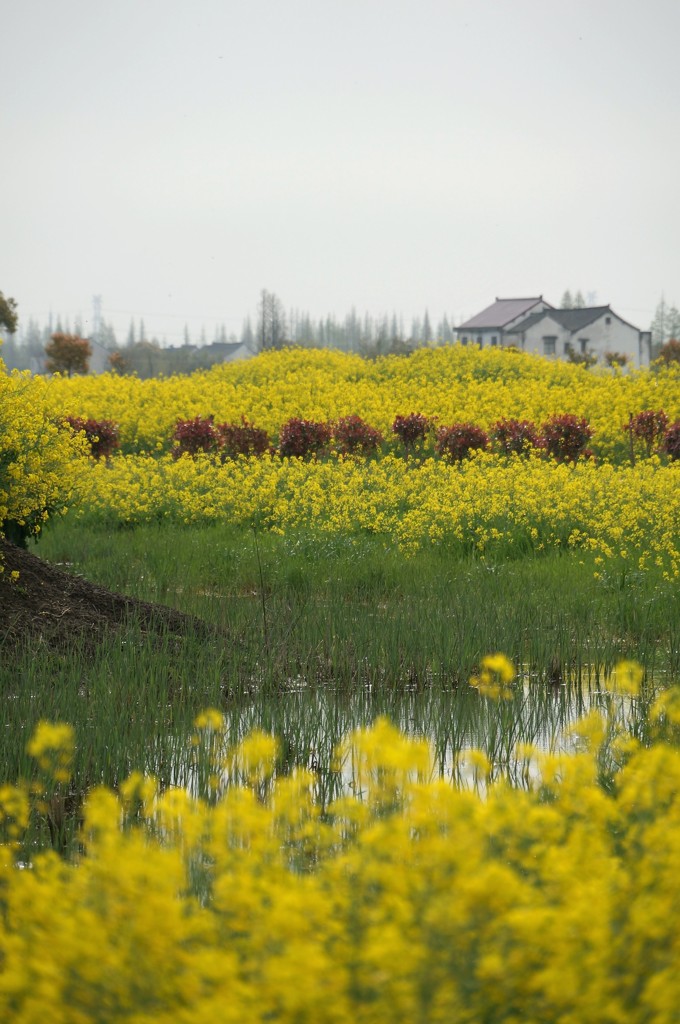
[45,333,92,377]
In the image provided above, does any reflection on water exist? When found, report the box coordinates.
[155,670,663,805]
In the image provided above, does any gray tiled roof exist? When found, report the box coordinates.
[511,306,610,334]
[457,297,548,330]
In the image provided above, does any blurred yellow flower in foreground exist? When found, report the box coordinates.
[470,653,516,700]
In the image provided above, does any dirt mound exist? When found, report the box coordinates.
[0,539,209,649]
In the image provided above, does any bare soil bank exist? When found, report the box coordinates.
[0,539,210,650]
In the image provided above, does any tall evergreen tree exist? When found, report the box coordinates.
[422,310,432,343]
[651,296,668,346]
[359,313,372,346]
[240,317,254,348]
[301,313,314,346]
[666,304,680,341]
[438,314,454,344]
[18,319,46,371]
[375,315,389,352]
[390,313,400,347]
[98,322,117,349]
[345,307,360,351]
[257,290,287,350]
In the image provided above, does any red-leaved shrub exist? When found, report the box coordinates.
[217,417,271,458]
[435,423,489,462]
[172,416,219,458]
[661,421,680,461]
[333,415,383,456]
[278,418,331,459]
[624,410,669,457]
[64,416,119,459]
[540,414,593,463]
[392,413,433,450]
[491,418,540,456]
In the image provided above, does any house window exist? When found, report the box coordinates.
[543,336,556,356]
[491,335,498,346]
[461,336,468,346]
[477,335,483,348]
[605,316,611,325]
[579,338,588,353]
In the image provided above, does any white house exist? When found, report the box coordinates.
[506,306,651,367]
[456,297,554,349]
[456,298,651,367]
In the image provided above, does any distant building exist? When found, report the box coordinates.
[456,298,652,367]
[456,297,553,349]
[207,340,256,363]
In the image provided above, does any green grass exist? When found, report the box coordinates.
[39,519,680,683]
[4,517,677,856]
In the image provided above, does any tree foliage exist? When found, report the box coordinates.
[64,417,120,460]
[541,413,593,463]
[435,422,490,462]
[217,418,271,458]
[560,290,586,310]
[0,292,18,334]
[332,414,383,456]
[258,290,287,351]
[392,413,433,451]
[658,338,680,365]
[661,421,680,461]
[650,296,680,349]
[624,410,669,458]
[491,418,540,456]
[45,333,92,377]
[278,418,331,458]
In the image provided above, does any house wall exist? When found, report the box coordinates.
[222,342,255,363]
[518,316,571,359]
[458,328,503,348]
[576,315,648,367]
[520,313,647,367]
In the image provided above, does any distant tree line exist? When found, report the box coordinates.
[560,290,587,309]
[0,307,118,373]
[1,289,461,376]
[4,286,677,378]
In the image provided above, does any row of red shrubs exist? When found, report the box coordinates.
[65,410,680,464]
[174,413,597,463]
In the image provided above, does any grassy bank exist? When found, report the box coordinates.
[38,518,680,682]
[1,519,673,853]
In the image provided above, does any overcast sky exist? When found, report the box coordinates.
[2,0,678,345]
